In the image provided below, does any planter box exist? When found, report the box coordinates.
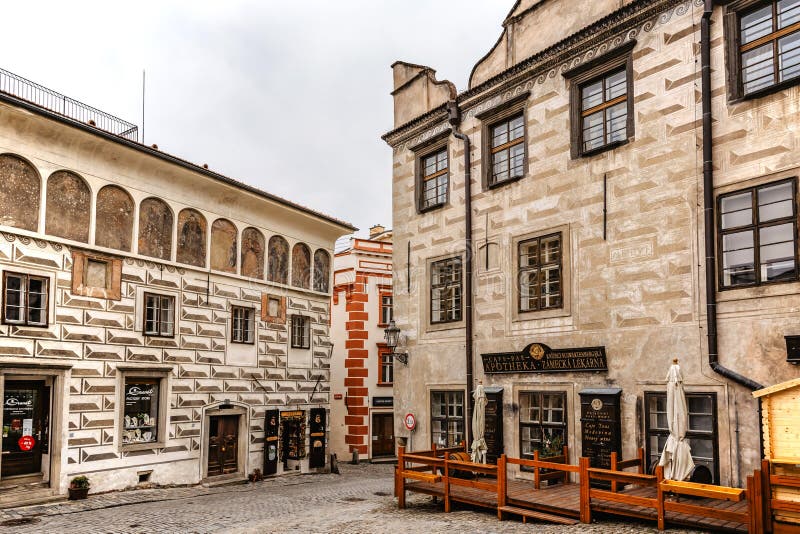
[68,487,89,500]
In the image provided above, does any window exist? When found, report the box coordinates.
[718,179,797,288]
[379,293,393,326]
[2,272,48,327]
[519,392,567,460]
[579,69,628,153]
[122,378,160,445]
[731,0,800,98]
[291,315,311,349]
[419,148,449,211]
[518,233,562,312]
[231,306,255,344]
[378,346,393,385]
[431,391,464,447]
[143,293,175,337]
[645,392,719,484]
[489,114,525,186]
[565,41,634,158]
[118,367,169,450]
[430,257,462,324]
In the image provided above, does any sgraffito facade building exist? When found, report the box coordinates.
[0,68,354,505]
[330,225,395,461]
[383,0,800,486]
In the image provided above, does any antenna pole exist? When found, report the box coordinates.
[142,70,146,144]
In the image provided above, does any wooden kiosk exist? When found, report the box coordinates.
[753,378,800,531]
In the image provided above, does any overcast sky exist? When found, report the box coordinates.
[1,1,510,237]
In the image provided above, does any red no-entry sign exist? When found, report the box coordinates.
[18,435,35,452]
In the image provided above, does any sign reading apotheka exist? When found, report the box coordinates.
[481,343,607,374]
[122,379,159,445]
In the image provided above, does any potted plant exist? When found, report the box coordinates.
[68,475,90,500]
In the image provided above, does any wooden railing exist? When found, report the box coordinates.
[397,444,759,532]
[443,458,499,512]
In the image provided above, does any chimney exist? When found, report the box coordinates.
[369,224,385,238]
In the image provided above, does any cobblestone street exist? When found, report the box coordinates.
[0,463,707,534]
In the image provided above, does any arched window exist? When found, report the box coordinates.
[241,227,265,279]
[313,249,331,293]
[267,235,289,284]
[210,218,237,273]
[138,197,173,260]
[177,208,207,267]
[0,154,40,232]
[45,171,90,242]
[95,185,134,251]
[292,243,311,289]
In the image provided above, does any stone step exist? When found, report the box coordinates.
[498,505,579,525]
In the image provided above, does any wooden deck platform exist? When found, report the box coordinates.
[396,445,758,532]
[406,478,747,532]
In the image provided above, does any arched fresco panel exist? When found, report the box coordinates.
[45,171,91,242]
[0,154,40,231]
[138,197,173,260]
[292,243,311,289]
[177,208,207,268]
[267,235,289,285]
[95,185,134,251]
[241,227,265,279]
[313,249,330,293]
[210,218,238,273]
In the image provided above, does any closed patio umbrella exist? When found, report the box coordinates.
[470,383,488,463]
[658,359,695,481]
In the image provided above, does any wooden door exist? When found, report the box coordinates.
[371,413,395,457]
[2,381,47,478]
[207,415,239,477]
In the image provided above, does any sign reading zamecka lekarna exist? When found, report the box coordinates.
[481,343,607,374]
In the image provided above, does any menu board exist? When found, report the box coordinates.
[483,387,504,465]
[579,388,622,485]
[309,408,326,469]
[264,409,279,475]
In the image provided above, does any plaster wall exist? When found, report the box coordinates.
[387,0,800,487]
[0,101,347,499]
[329,239,394,459]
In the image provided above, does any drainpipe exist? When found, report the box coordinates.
[448,100,474,444]
[701,1,763,392]
[701,1,765,462]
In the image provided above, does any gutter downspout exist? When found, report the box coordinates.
[700,0,765,462]
[701,1,763,392]
[448,101,474,444]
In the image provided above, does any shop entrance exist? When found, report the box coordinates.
[2,380,49,479]
[206,415,239,477]
[371,413,394,457]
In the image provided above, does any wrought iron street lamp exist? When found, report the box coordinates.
[383,319,408,365]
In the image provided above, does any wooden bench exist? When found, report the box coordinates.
[660,480,744,502]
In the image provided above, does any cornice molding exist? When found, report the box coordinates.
[384,0,702,152]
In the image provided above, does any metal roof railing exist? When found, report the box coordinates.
[0,67,138,142]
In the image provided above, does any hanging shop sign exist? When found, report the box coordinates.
[481,343,607,374]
